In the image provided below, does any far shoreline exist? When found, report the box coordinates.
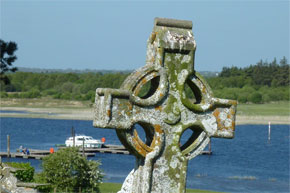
[0,106,289,125]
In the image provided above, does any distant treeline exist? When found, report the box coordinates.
[17,67,133,74]
[1,72,128,102]
[208,57,289,103]
[0,57,289,104]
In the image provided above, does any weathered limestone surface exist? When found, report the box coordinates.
[0,162,38,193]
[93,17,237,193]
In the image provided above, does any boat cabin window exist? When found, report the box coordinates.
[77,138,85,141]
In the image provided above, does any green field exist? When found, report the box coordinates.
[1,99,289,124]
[99,182,222,193]
[0,98,92,108]
[1,98,289,117]
[237,101,289,116]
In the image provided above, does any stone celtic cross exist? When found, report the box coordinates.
[93,18,237,193]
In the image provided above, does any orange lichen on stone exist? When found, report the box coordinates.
[154,124,162,132]
[142,77,147,84]
[201,86,206,94]
[213,109,220,119]
[150,124,163,148]
[132,129,152,156]
[151,32,157,43]
[155,106,162,111]
[127,102,133,110]
[213,109,223,129]
[232,121,235,129]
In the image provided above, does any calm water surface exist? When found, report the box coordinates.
[0,117,289,193]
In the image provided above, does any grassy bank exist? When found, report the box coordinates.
[1,98,289,116]
[99,182,222,193]
[0,98,92,108]
[0,98,289,124]
[237,101,289,116]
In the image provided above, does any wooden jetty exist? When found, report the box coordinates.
[0,144,211,159]
[82,144,130,155]
[0,152,45,160]
[0,144,130,160]
[0,135,212,160]
[0,151,96,160]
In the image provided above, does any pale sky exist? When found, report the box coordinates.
[1,0,289,71]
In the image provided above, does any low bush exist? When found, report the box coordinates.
[0,92,8,98]
[39,147,103,192]
[5,162,34,182]
[249,92,262,104]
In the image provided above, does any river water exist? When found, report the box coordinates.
[0,117,289,193]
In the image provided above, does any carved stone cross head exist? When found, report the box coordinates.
[93,17,237,193]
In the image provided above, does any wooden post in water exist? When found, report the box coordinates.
[268,121,271,141]
[208,139,211,153]
[82,137,85,157]
[7,135,10,158]
[72,126,75,147]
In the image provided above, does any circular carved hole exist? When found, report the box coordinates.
[133,123,154,146]
[137,76,160,99]
[179,127,203,151]
[184,79,202,104]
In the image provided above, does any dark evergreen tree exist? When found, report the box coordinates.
[280,56,288,66]
[218,57,289,87]
[0,39,18,84]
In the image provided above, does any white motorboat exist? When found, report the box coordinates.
[65,135,104,148]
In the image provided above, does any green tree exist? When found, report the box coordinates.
[27,88,41,98]
[40,147,103,192]
[237,93,248,103]
[0,39,18,84]
[61,82,74,93]
[249,92,262,103]
[60,92,71,100]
